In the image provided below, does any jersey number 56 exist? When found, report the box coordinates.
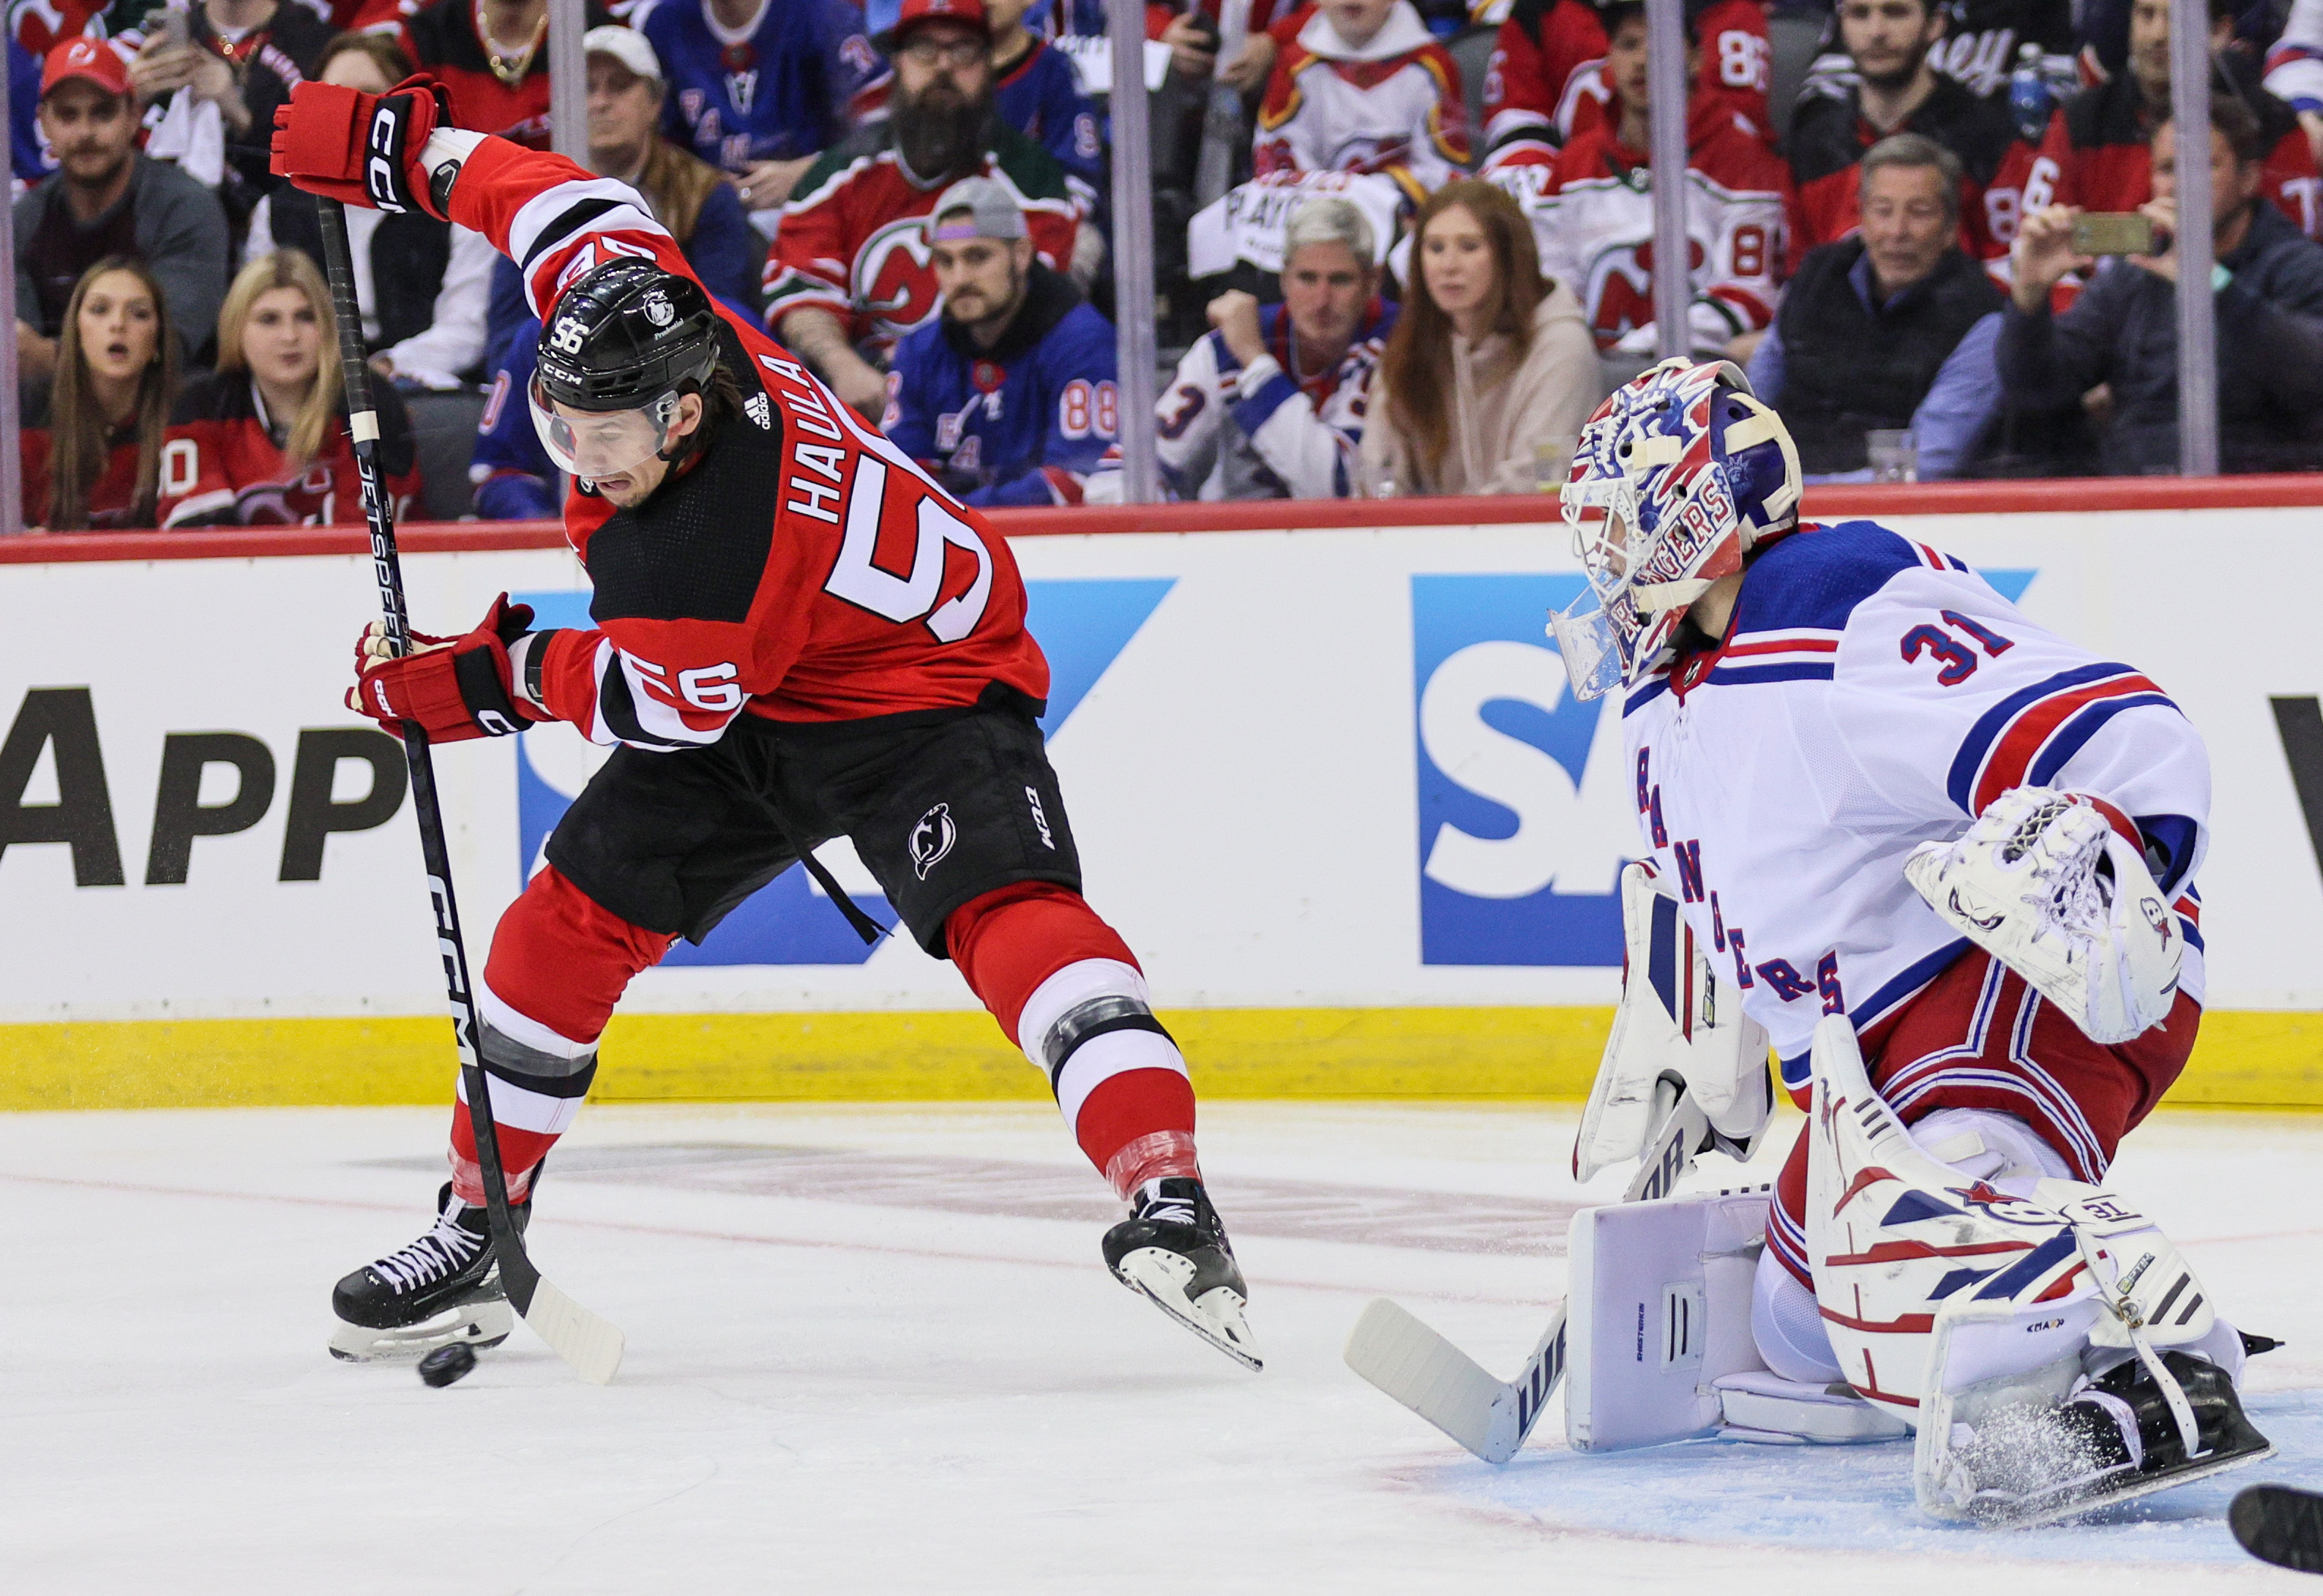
[822,455,995,642]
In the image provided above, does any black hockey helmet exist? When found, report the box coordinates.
[534,258,720,413]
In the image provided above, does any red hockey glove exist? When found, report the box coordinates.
[271,75,454,219]
[347,594,546,742]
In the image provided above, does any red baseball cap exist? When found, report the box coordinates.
[42,37,131,100]
[872,0,991,54]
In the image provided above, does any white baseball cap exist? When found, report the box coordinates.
[583,26,663,84]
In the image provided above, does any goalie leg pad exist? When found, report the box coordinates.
[1574,862,1773,1183]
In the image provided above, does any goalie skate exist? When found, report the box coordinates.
[1926,1344,2272,1527]
[1103,1178,1261,1371]
[1806,1015,2269,1525]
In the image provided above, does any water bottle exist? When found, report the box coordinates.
[2008,43,2051,146]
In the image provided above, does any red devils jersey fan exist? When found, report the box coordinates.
[1787,0,2021,257]
[1526,0,1790,354]
[267,72,1258,1373]
[1478,0,1769,159]
[399,0,616,143]
[158,250,422,527]
[2002,0,2323,249]
[766,0,1080,424]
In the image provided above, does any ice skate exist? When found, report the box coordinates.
[328,1183,528,1363]
[1935,1348,2272,1527]
[1103,1178,1260,1371]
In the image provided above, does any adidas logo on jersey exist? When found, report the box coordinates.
[745,392,773,430]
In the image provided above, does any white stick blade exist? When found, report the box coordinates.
[523,1277,625,1385]
[1344,1297,1519,1462]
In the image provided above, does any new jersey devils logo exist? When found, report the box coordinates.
[853,217,943,335]
[910,802,957,880]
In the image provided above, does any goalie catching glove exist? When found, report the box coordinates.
[269,75,460,217]
[348,593,550,742]
[1905,787,2181,1046]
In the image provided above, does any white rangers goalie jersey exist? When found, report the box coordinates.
[1501,97,1789,353]
[1618,522,2209,1094]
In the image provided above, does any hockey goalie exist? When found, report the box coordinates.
[1546,358,2271,1524]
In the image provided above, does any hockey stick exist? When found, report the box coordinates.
[2234,1485,2323,1573]
[317,198,623,1385]
[1342,1090,1708,1464]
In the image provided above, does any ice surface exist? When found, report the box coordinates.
[4,1101,2319,1594]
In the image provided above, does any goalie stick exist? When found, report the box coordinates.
[1343,1088,1710,1463]
[317,198,623,1385]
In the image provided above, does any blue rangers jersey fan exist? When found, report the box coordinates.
[883,263,1119,506]
[639,0,880,173]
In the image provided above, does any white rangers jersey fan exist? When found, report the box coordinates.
[1150,300,1394,500]
[1512,100,1789,353]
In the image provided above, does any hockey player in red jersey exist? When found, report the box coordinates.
[1514,0,1789,359]
[268,74,1258,1373]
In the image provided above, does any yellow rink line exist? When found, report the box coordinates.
[4,1007,2323,1112]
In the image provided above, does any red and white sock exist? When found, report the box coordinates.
[950,883,1201,1199]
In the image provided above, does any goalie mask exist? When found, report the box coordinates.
[529,258,721,481]
[1549,358,1800,700]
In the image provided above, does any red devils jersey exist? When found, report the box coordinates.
[19,429,149,529]
[400,0,616,143]
[1533,97,1790,350]
[1480,0,1769,154]
[2000,73,2323,254]
[444,138,1049,738]
[762,121,1080,364]
[157,372,421,528]
[1787,77,2019,258]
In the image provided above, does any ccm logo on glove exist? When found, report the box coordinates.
[348,593,548,742]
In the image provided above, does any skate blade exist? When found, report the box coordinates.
[1970,1441,2276,1529]
[1112,1247,1263,1372]
[328,1298,514,1364]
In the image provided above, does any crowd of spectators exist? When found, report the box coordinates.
[14,0,2323,531]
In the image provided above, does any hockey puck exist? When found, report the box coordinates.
[417,1343,478,1388]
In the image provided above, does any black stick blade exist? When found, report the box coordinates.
[2234,1485,2323,1573]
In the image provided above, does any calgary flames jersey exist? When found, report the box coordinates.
[444,137,1049,739]
[1253,2,1470,199]
[761,121,1081,363]
[1515,97,1789,352]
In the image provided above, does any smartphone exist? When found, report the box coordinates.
[2072,212,2156,255]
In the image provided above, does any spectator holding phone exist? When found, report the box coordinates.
[1999,98,2323,473]
[20,255,179,529]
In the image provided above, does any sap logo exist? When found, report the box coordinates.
[1413,574,1632,967]
[514,579,1172,965]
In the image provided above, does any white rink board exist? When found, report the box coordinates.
[3,506,2320,1023]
